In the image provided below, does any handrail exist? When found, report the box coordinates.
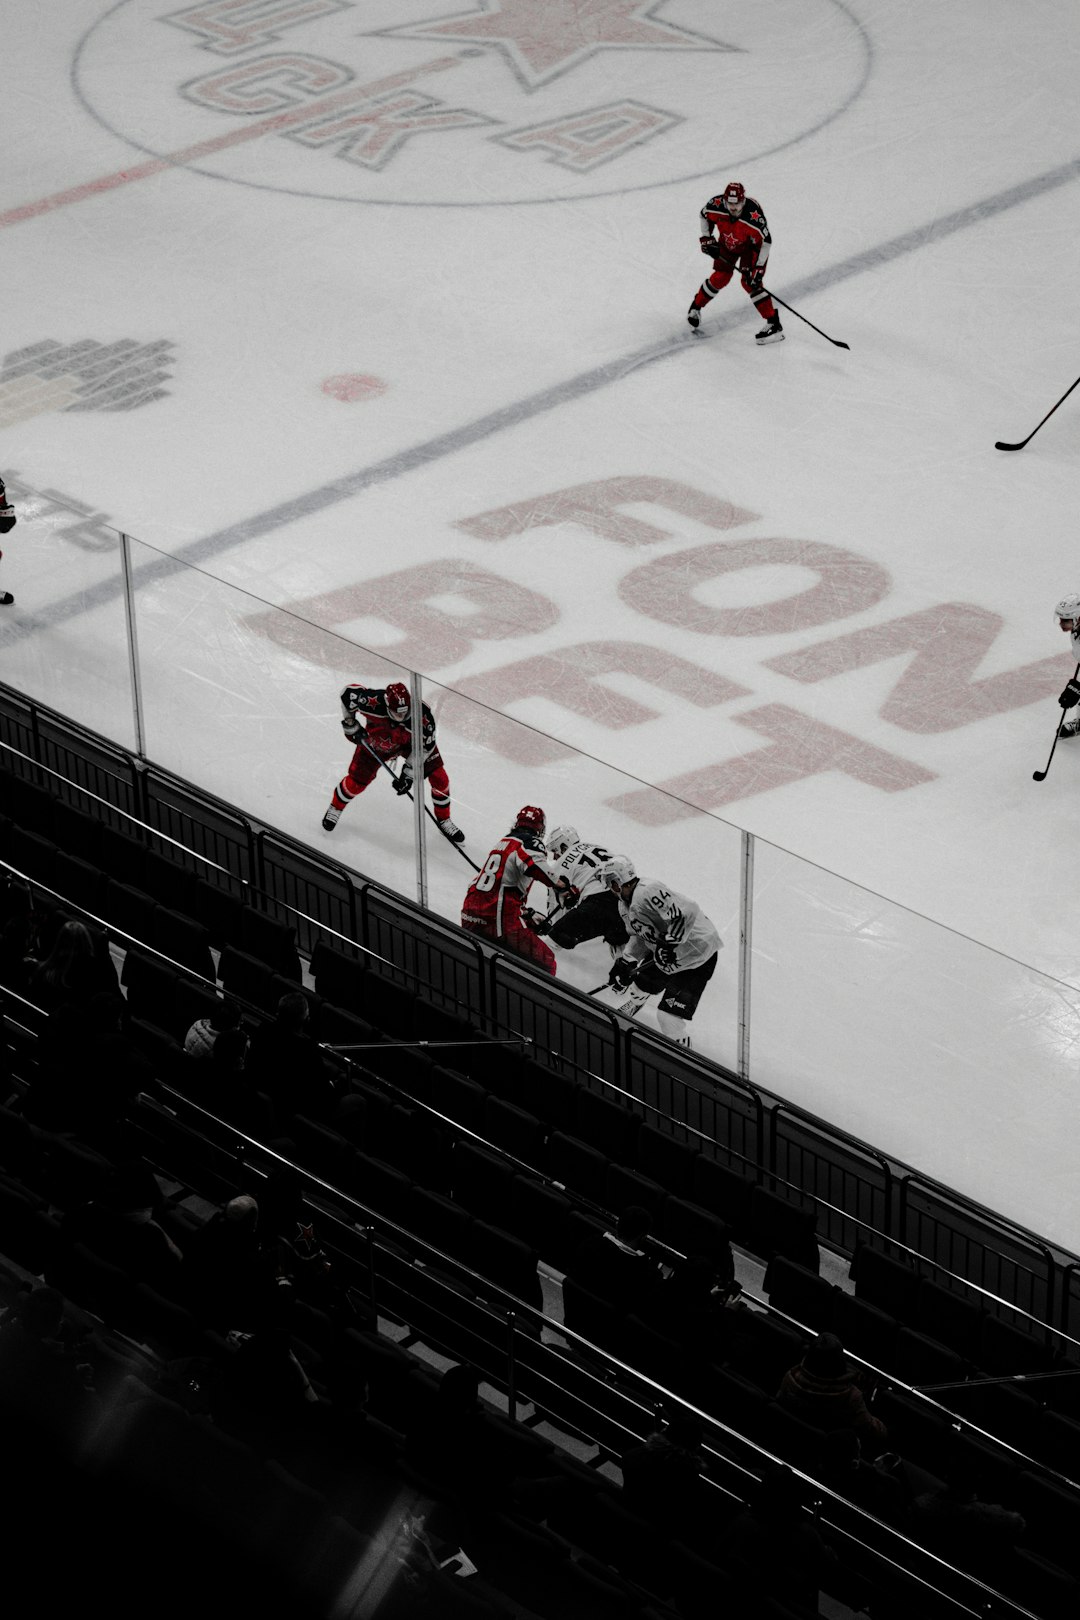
[129,1082,1043,1620]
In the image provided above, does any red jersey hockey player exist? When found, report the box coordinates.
[687,181,783,345]
[461,806,576,975]
[322,681,464,841]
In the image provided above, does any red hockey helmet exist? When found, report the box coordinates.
[385,682,410,721]
[513,805,546,835]
[721,181,746,215]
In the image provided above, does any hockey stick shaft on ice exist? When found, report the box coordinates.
[1033,662,1079,781]
[996,372,1080,451]
[354,731,481,871]
[704,248,850,349]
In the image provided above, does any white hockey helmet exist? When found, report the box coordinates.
[600,855,636,896]
[1055,595,1080,627]
[548,824,579,858]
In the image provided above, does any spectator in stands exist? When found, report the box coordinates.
[187,1193,276,1329]
[196,1025,276,1137]
[642,1250,744,1361]
[719,1463,865,1613]
[26,990,153,1142]
[183,996,241,1060]
[0,1284,96,1443]
[26,918,119,1013]
[68,1161,185,1296]
[621,1416,711,1541]
[404,1362,498,1507]
[224,1282,321,1412]
[811,1427,910,1523]
[911,1465,1026,1568]
[776,1331,887,1450]
[247,991,336,1120]
[0,874,35,993]
[257,1166,335,1299]
[566,1205,663,1318]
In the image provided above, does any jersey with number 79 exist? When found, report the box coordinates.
[619,879,722,973]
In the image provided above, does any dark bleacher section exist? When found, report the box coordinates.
[3,699,1080,1617]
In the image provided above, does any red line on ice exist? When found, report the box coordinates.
[0,56,460,229]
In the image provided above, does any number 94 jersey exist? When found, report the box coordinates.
[621,879,722,973]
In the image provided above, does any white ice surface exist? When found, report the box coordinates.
[3,0,1080,1249]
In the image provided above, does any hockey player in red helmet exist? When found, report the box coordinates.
[461,805,576,975]
[322,679,464,841]
[687,180,783,345]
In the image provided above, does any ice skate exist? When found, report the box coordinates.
[1061,720,1080,739]
[755,314,784,345]
[0,593,13,606]
[687,304,701,330]
[615,987,649,1018]
[440,818,465,844]
[322,803,342,830]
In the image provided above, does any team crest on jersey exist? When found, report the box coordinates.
[75,0,868,206]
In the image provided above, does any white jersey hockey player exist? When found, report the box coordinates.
[598,856,722,1048]
[1054,595,1080,738]
[528,826,629,953]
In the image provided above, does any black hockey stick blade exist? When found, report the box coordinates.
[996,372,1080,452]
[1033,769,1049,781]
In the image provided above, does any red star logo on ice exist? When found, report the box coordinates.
[374,0,739,91]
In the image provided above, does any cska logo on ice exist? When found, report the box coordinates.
[80,0,866,206]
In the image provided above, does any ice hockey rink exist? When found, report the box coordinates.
[3,0,1080,1251]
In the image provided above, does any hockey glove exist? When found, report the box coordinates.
[654,941,679,973]
[522,908,551,936]
[608,955,637,990]
[1058,679,1080,709]
[341,716,361,740]
[741,265,765,296]
[699,235,718,256]
[393,765,413,795]
[556,879,580,909]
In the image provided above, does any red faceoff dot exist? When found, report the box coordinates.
[321,373,388,401]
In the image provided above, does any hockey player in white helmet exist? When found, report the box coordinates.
[598,858,722,1049]
[1054,595,1080,738]
[528,826,630,955]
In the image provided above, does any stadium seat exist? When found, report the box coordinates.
[451,1140,516,1225]
[310,938,367,1008]
[635,1124,700,1196]
[691,1155,753,1238]
[746,1183,819,1271]
[239,906,302,980]
[763,1255,838,1331]
[831,1290,899,1370]
[217,946,278,1011]
[917,1278,985,1362]
[851,1241,923,1324]
[574,1086,642,1165]
[482,1095,546,1164]
[546,1131,610,1204]
[152,907,215,980]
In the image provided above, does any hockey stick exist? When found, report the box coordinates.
[1033,662,1079,781]
[702,247,850,349]
[352,730,481,871]
[996,372,1080,451]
